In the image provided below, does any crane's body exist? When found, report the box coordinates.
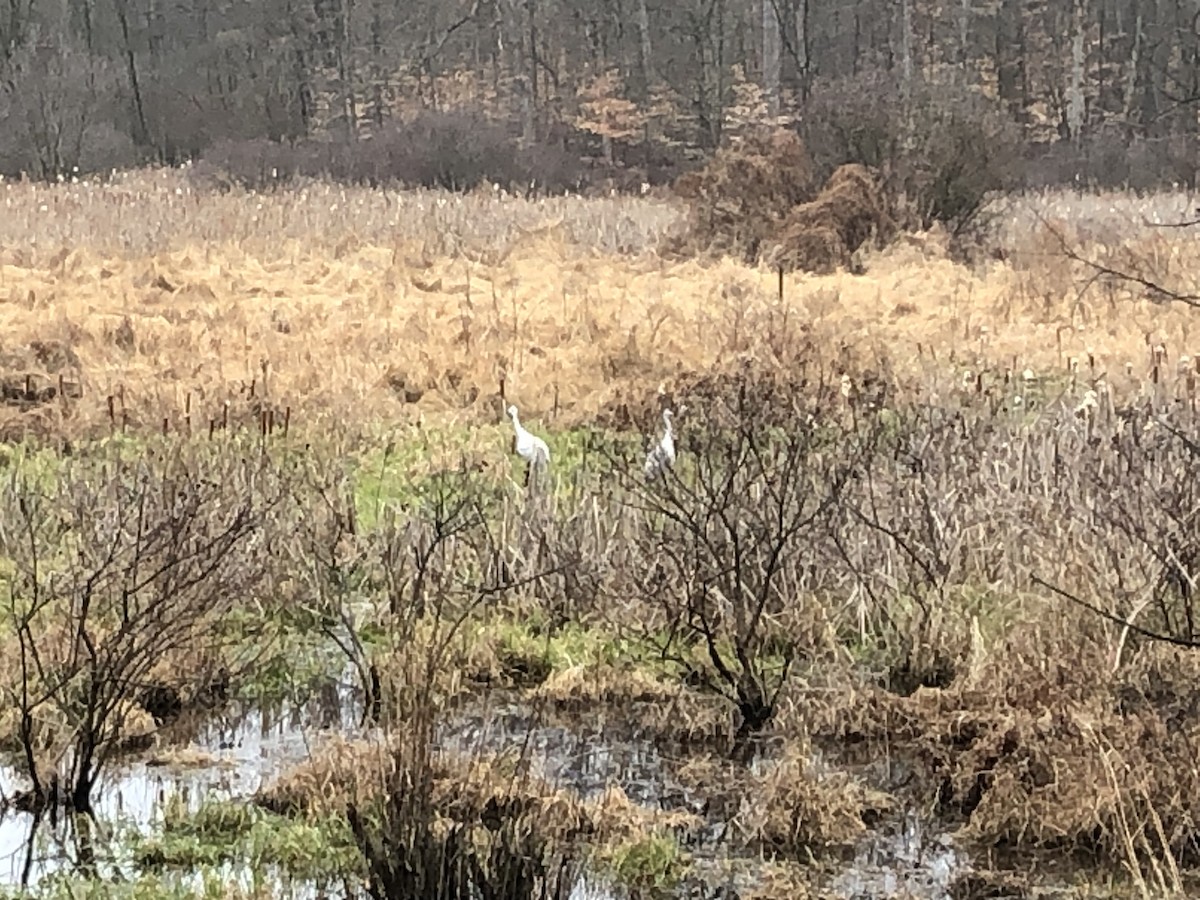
[507,404,550,484]
[644,409,676,480]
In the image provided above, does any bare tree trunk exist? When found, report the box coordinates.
[490,0,504,112]
[636,0,655,87]
[288,0,315,135]
[897,0,914,155]
[70,0,94,53]
[338,0,358,141]
[527,0,537,113]
[1066,0,1086,141]
[0,0,33,62]
[518,76,534,143]
[367,0,385,128]
[762,0,781,117]
[995,0,1027,124]
[114,0,150,148]
[958,0,971,82]
[714,0,729,145]
[793,0,810,99]
[1122,8,1142,128]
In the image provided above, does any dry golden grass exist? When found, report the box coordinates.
[531,665,680,707]
[780,612,1200,879]
[2,169,1200,442]
[530,666,734,747]
[255,730,693,851]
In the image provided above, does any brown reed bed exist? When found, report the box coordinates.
[1,168,1199,445]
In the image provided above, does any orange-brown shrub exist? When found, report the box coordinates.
[665,129,818,262]
[763,163,894,275]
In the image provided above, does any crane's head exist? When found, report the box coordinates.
[506,404,519,420]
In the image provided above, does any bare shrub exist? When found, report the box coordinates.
[285,450,569,725]
[194,110,586,194]
[257,476,671,900]
[0,443,289,813]
[0,37,123,178]
[1078,416,1200,647]
[663,127,895,274]
[801,72,1020,248]
[624,375,876,738]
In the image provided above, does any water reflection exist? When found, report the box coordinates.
[0,683,973,899]
[0,674,362,890]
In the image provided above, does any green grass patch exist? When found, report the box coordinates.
[476,615,682,685]
[133,797,361,883]
[598,833,691,897]
[349,424,646,530]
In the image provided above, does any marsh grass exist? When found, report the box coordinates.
[4,370,1200,893]
[7,175,1200,897]
[599,832,691,897]
[0,875,281,900]
[133,796,361,884]
[4,171,1200,448]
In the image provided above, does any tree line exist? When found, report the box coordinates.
[0,0,1196,191]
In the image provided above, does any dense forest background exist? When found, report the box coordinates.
[1,0,1198,193]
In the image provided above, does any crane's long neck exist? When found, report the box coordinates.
[510,410,523,433]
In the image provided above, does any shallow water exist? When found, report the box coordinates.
[0,682,973,899]
[0,677,361,890]
[832,809,963,900]
[439,698,695,807]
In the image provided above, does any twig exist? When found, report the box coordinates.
[1035,210,1200,307]
[1031,573,1200,649]
[1141,210,1200,229]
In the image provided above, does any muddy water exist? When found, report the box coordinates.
[0,684,971,899]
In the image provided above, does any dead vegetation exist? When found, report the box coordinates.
[0,441,291,813]
[667,129,818,262]
[665,129,894,274]
[5,351,1200,893]
[5,174,1200,896]
[781,633,1200,894]
[0,170,1197,441]
[739,749,883,858]
[255,703,700,900]
[764,163,896,275]
[308,362,1200,889]
[529,667,736,749]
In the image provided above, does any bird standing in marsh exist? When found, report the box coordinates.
[644,408,677,481]
[507,404,550,486]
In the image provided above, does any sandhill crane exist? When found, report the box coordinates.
[507,404,550,485]
[644,409,677,481]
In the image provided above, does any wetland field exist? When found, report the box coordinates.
[1,169,1200,899]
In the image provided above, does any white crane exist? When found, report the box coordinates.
[507,404,550,485]
[644,408,677,481]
